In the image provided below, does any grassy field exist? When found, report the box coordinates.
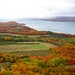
[0,43,52,53]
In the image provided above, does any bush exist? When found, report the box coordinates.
[38,61,47,68]
[47,57,69,67]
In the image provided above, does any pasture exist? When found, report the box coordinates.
[0,42,56,52]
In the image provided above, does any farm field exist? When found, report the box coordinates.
[0,42,56,53]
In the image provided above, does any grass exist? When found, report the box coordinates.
[0,43,50,53]
[10,50,51,56]
[0,42,57,56]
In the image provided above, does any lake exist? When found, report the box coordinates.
[1,19,75,34]
[16,19,75,34]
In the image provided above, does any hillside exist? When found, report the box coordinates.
[39,17,75,22]
[51,17,75,22]
[0,21,43,35]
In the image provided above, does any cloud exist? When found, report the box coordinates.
[0,0,75,19]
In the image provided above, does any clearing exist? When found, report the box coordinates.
[0,42,57,53]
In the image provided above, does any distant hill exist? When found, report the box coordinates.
[43,17,75,22]
[0,21,46,35]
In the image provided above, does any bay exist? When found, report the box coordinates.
[16,19,75,34]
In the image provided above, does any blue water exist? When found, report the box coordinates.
[1,19,75,34]
[16,19,75,34]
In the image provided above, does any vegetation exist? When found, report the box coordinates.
[0,34,75,75]
[0,45,75,75]
[0,43,50,53]
[0,21,47,35]
[0,21,75,75]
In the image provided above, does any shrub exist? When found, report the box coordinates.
[38,61,47,68]
[47,57,69,67]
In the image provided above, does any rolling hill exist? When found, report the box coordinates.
[0,21,46,35]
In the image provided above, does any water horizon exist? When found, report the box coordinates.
[0,19,75,34]
[16,19,75,34]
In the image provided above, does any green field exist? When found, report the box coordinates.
[0,43,51,53]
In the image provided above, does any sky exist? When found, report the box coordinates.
[0,0,75,20]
